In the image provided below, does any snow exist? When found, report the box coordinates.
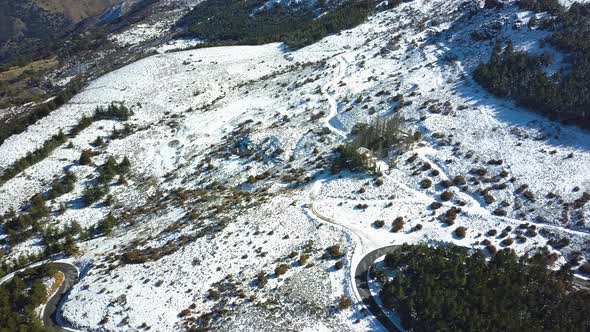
[0,0,589,330]
[109,22,170,47]
[156,39,204,53]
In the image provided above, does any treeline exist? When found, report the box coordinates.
[380,244,590,331]
[179,0,384,49]
[0,265,55,331]
[0,78,83,146]
[0,103,132,187]
[282,1,376,49]
[474,2,590,129]
[518,0,562,14]
[179,0,309,45]
[0,131,67,186]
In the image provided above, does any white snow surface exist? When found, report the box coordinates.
[1,0,589,331]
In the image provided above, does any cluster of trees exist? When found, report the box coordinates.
[518,0,562,14]
[47,170,77,200]
[72,103,132,137]
[282,1,376,49]
[0,131,67,186]
[351,114,419,158]
[0,78,82,146]
[83,156,130,206]
[41,222,81,257]
[1,194,50,246]
[0,265,56,331]
[95,213,117,236]
[179,0,310,45]
[380,244,590,331]
[332,115,418,172]
[0,116,132,249]
[2,207,81,257]
[1,167,86,256]
[1,102,132,197]
[81,183,107,207]
[93,103,132,121]
[474,2,590,129]
[98,156,130,184]
[179,0,382,49]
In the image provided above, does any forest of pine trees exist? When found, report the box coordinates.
[0,102,132,270]
[179,0,381,49]
[474,2,590,129]
[518,0,562,14]
[380,244,590,331]
[0,265,57,332]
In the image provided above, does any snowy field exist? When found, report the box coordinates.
[0,0,589,330]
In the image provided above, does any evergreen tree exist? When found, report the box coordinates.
[63,234,79,257]
[30,194,49,220]
[79,150,93,165]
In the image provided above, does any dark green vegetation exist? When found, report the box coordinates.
[474,2,590,129]
[0,130,67,186]
[83,155,131,206]
[0,180,83,251]
[518,0,562,14]
[47,171,77,200]
[0,102,132,276]
[0,79,82,139]
[0,264,59,332]
[282,1,378,49]
[1,153,130,250]
[333,115,419,172]
[179,0,382,49]
[380,244,590,331]
[0,102,132,187]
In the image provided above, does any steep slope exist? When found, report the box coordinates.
[0,0,589,331]
[32,0,120,23]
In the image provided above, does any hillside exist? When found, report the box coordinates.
[0,0,589,331]
[0,0,150,65]
[33,0,120,23]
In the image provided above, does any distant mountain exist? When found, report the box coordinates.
[0,0,144,64]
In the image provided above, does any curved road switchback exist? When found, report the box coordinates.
[311,51,589,332]
[355,246,402,332]
[43,262,80,331]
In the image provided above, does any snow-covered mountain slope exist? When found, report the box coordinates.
[0,0,589,331]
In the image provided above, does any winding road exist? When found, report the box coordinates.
[311,56,590,328]
[312,55,404,331]
[308,181,401,331]
[43,262,80,331]
[355,246,402,332]
[0,261,79,331]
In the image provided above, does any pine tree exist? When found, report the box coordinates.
[79,150,93,165]
[63,234,79,256]
[118,156,131,174]
[30,194,49,220]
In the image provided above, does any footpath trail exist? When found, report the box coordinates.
[321,55,348,139]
